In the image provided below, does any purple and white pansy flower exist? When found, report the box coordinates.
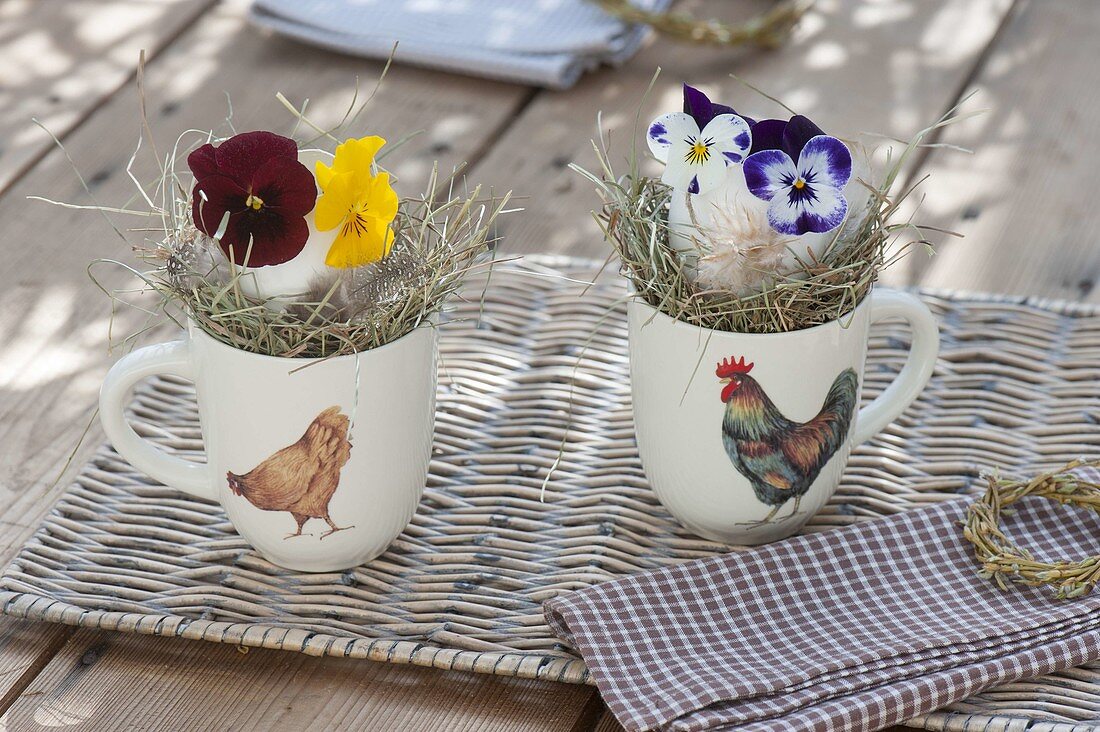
[647,85,752,195]
[743,133,853,236]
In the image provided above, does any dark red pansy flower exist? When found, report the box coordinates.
[188,131,316,267]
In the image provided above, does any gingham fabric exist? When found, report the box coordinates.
[249,0,672,89]
[545,468,1100,732]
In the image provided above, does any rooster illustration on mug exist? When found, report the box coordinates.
[226,406,353,539]
[717,356,858,523]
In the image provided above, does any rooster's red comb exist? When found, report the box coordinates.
[716,356,754,378]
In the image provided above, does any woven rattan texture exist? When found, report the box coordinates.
[3,259,1099,729]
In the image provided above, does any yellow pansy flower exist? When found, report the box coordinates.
[314,136,399,268]
[315,135,385,190]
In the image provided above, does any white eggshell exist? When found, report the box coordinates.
[667,152,872,268]
[235,149,337,301]
[668,168,776,253]
[236,213,337,300]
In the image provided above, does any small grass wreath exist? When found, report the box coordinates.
[963,459,1100,599]
[592,0,812,49]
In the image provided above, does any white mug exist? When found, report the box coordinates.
[99,323,437,572]
[628,289,939,545]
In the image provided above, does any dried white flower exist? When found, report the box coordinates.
[690,199,794,296]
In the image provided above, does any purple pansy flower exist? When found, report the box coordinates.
[743,134,852,235]
[748,114,826,157]
[682,84,756,129]
[648,85,752,195]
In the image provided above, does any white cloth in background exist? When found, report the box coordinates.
[248,0,671,89]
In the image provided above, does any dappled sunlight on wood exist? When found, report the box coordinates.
[884,1,1099,300]
[803,40,848,69]
[0,0,213,192]
[32,698,97,728]
[0,286,107,392]
[478,0,1014,259]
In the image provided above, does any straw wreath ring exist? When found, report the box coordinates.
[964,459,1100,599]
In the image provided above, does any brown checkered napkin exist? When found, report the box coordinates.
[545,471,1100,732]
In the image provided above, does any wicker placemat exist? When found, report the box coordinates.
[3,257,1099,729]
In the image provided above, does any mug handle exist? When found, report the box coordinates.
[98,340,215,500]
[852,290,940,445]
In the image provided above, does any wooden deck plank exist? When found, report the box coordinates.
[593,707,625,732]
[0,628,594,731]
[882,0,1100,301]
[476,0,1015,258]
[0,0,216,196]
[0,618,72,714]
